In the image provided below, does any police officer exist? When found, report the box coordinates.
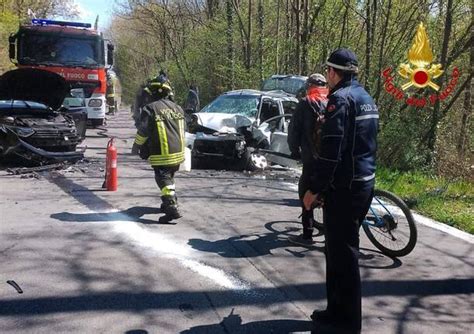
[303,49,379,333]
[287,73,328,247]
[133,77,186,220]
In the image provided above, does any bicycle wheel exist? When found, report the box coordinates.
[363,189,417,257]
[312,207,324,230]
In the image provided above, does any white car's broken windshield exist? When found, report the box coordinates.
[201,94,259,117]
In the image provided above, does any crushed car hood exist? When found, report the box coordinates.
[0,68,69,110]
[194,112,255,133]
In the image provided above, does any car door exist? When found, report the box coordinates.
[265,99,299,167]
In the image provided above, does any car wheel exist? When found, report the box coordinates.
[249,152,268,170]
[240,149,267,171]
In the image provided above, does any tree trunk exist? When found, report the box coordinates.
[284,0,291,73]
[258,0,264,82]
[428,0,453,152]
[246,0,252,69]
[364,0,371,89]
[226,0,235,89]
[338,4,349,47]
[457,25,473,156]
[275,0,281,73]
[206,0,219,19]
[374,0,391,102]
[294,0,301,73]
[301,0,309,74]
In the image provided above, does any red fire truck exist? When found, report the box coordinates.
[8,19,114,126]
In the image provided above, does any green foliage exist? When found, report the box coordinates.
[376,167,474,233]
[0,11,19,73]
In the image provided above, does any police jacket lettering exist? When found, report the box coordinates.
[310,78,378,193]
[134,99,186,167]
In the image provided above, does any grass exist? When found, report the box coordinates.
[376,168,474,234]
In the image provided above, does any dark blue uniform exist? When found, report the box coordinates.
[310,77,378,332]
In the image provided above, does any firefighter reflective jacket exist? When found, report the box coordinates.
[106,78,115,98]
[134,98,186,167]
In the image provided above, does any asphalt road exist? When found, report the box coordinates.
[0,108,473,334]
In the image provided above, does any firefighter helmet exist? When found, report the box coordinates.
[145,76,173,99]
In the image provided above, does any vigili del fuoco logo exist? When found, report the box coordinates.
[382,22,460,108]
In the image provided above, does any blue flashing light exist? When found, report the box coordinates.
[31,19,92,29]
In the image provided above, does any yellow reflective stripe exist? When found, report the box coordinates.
[178,118,185,151]
[161,185,176,196]
[149,153,185,163]
[149,83,171,91]
[149,158,184,166]
[149,152,185,160]
[156,121,169,155]
[163,184,176,190]
[149,153,185,166]
[107,94,115,97]
[150,157,184,165]
[144,87,152,95]
[134,134,148,145]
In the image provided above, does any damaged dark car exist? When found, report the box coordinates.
[186,89,298,170]
[261,74,308,99]
[0,68,86,165]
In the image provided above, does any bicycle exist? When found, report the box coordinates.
[312,189,417,257]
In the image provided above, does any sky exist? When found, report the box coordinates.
[70,0,115,30]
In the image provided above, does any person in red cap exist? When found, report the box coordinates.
[287,73,328,246]
[303,48,379,333]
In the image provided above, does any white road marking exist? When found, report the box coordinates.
[78,210,251,290]
[413,213,474,244]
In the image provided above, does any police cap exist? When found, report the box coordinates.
[326,48,359,73]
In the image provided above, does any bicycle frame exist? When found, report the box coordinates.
[362,196,393,228]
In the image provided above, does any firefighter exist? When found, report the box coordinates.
[106,71,117,115]
[132,76,186,220]
[303,48,379,333]
[132,70,173,129]
[287,73,328,247]
[132,83,153,129]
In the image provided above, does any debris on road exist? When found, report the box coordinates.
[6,162,67,175]
[6,280,23,294]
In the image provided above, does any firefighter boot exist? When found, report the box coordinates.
[160,196,182,220]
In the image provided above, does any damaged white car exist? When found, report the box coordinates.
[186,89,298,170]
